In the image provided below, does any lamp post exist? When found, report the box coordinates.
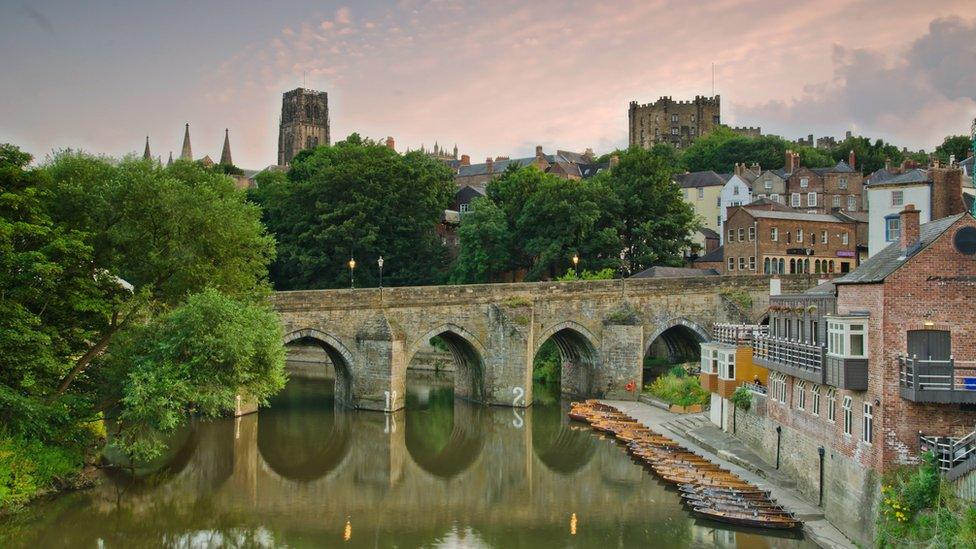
[572,253,580,278]
[377,256,384,288]
[348,258,356,289]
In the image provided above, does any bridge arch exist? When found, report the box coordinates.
[405,399,484,479]
[533,321,601,397]
[643,318,709,379]
[283,328,355,407]
[257,402,352,483]
[406,323,487,403]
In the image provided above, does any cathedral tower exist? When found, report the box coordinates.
[277,88,330,166]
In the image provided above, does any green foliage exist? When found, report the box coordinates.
[103,290,285,463]
[876,452,976,548]
[730,387,752,411]
[449,198,512,283]
[556,267,616,281]
[252,134,456,289]
[646,372,708,407]
[212,163,245,176]
[604,303,640,325]
[0,430,87,512]
[668,365,688,378]
[680,127,833,173]
[934,135,973,164]
[721,289,754,311]
[828,135,924,175]
[532,339,561,385]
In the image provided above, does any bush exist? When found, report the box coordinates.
[730,387,752,411]
[0,432,86,512]
[645,373,708,407]
[668,365,688,378]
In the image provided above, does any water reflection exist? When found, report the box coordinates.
[0,373,817,549]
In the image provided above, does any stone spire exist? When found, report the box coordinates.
[180,123,192,161]
[167,151,173,167]
[143,136,152,160]
[219,128,233,166]
[453,144,458,159]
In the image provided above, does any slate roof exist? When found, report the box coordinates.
[744,210,847,223]
[866,167,899,185]
[556,150,593,164]
[810,160,854,176]
[630,266,719,279]
[458,154,561,177]
[694,245,724,263]
[867,168,930,187]
[579,162,609,178]
[771,168,790,179]
[804,280,836,295]
[718,173,733,182]
[835,213,966,285]
[698,227,719,239]
[746,197,793,211]
[674,170,726,188]
[833,210,869,223]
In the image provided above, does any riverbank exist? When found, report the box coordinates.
[602,399,857,549]
[0,434,100,516]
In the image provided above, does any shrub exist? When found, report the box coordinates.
[730,387,752,411]
[0,431,85,512]
[668,365,688,378]
[646,373,708,407]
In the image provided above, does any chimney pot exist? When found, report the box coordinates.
[486,157,494,174]
[535,145,543,158]
[900,204,920,251]
[460,154,470,166]
[848,149,856,170]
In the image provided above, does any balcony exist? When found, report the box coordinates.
[920,430,976,480]
[899,356,976,404]
[713,324,768,346]
[825,355,868,390]
[752,335,825,384]
[716,377,740,399]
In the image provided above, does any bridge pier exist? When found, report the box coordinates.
[597,323,644,400]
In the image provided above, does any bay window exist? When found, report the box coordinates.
[827,316,868,359]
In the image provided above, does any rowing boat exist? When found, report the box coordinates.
[691,506,802,530]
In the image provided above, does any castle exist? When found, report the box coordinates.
[277,88,330,166]
[628,95,721,150]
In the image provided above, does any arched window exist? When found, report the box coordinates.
[779,258,785,274]
[789,258,796,273]
[764,257,771,274]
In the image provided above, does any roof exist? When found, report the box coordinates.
[457,154,561,177]
[674,170,725,188]
[718,173,733,182]
[867,168,930,187]
[771,168,790,179]
[740,209,847,223]
[556,150,594,164]
[548,160,581,178]
[694,245,724,263]
[455,185,485,202]
[629,266,720,279]
[833,210,869,223]
[745,197,793,211]
[835,213,966,285]
[810,160,854,176]
[804,280,836,295]
[579,162,609,178]
[960,156,974,170]
[698,227,719,239]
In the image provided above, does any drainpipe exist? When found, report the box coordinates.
[818,446,826,506]
[775,425,782,469]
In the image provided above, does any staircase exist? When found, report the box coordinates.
[920,429,976,480]
[662,414,709,437]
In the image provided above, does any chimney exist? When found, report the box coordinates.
[785,150,793,172]
[610,154,620,169]
[930,167,964,219]
[734,163,742,176]
[460,154,470,166]
[535,145,544,158]
[848,150,856,170]
[885,157,891,171]
[584,147,595,160]
[486,157,494,174]
[385,136,395,150]
[900,204,920,251]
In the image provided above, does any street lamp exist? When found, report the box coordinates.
[348,258,356,289]
[572,253,580,278]
[377,256,384,288]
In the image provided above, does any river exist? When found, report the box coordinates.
[1,368,817,548]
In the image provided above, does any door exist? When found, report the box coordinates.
[908,330,952,389]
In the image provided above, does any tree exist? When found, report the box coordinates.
[828,136,927,175]
[252,134,456,289]
[680,127,832,173]
[449,198,512,283]
[595,147,697,274]
[934,135,972,164]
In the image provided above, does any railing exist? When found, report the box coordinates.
[713,324,768,346]
[920,430,976,476]
[752,334,825,374]
[899,356,976,393]
[740,381,768,395]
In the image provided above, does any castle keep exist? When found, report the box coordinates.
[628,95,720,150]
[278,88,330,166]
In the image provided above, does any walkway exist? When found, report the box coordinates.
[603,400,857,549]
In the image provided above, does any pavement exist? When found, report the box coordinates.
[603,399,858,549]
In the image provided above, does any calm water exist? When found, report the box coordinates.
[1,371,816,548]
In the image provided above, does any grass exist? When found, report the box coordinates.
[876,451,976,548]
[644,371,708,407]
[0,431,87,513]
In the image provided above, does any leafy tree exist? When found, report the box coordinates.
[449,198,512,283]
[934,135,973,164]
[252,134,455,289]
[680,127,832,173]
[594,147,697,274]
[828,136,928,175]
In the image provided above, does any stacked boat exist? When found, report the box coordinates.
[569,400,802,531]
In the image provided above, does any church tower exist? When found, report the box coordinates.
[180,123,193,160]
[277,88,330,166]
[220,129,233,166]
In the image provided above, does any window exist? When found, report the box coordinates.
[833,196,841,208]
[716,195,721,206]
[701,349,718,374]
[807,192,817,207]
[843,396,853,436]
[839,177,848,190]
[671,114,678,123]
[791,193,801,207]
[697,187,704,199]
[671,127,679,136]
[718,351,736,380]
[848,196,857,211]
[842,232,849,245]
[728,257,735,271]
[862,402,873,444]
[892,190,904,206]
[811,321,819,344]
[749,256,756,270]
[748,226,756,241]
[691,114,696,122]
[764,179,773,190]
[733,185,740,196]
[827,317,868,358]
[797,229,804,243]
[811,385,821,416]
[771,193,780,203]
[459,203,469,213]
[827,389,836,422]
[800,177,809,188]
[771,227,779,241]
[739,257,746,270]
[729,228,735,242]
[716,215,721,227]
[796,380,806,410]
[738,228,745,242]
[885,215,900,242]
[821,230,828,244]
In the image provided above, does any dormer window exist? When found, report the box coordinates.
[800,177,809,188]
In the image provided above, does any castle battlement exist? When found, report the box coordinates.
[630,95,720,110]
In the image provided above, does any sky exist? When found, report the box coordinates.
[1,0,974,169]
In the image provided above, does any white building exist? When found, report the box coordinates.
[718,174,752,244]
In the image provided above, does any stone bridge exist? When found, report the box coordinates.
[272,275,818,411]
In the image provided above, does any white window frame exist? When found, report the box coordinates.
[739,257,746,270]
[749,256,756,271]
[459,203,470,213]
[791,193,801,207]
[862,402,873,444]
[807,192,817,207]
[826,389,836,422]
[843,396,853,436]
[718,351,736,380]
[821,230,827,244]
[771,227,779,241]
[811,385,821,416]
[771,193,780,203]
[728,257,735,271]
[885,216,900,242]
[764,179,773,190]
[796,380,806,410]
[839,177,848,190]
[728,228,735,242]
[733,185,740,196]
[827,316,868,359]
[800,177,809,188]
[698,187,704,199]
[797,229,804,243]
[892,190,904,207]
[842,232,849,245]
[738,228,745,242]
[748,226,756,241]
[847,195,856,211]
[833,195,841,208]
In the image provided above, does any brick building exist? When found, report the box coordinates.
[784,150,863,214]
[628,95,720,150]
[723,206,859,276]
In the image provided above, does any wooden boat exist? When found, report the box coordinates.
[679,485,771,498]
[691,506,802,530]
[681,494,783,509]
[655,473,755,488]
